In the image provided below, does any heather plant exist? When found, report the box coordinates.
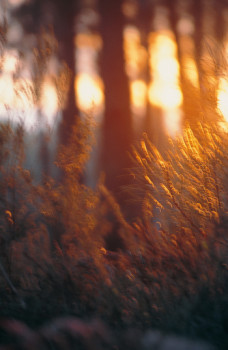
[131,122,228,235]
[120,121,228,343]
[1,113,228,348]
[39,117,105,260]
[0,123,41,274]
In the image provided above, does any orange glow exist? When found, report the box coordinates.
[75,73,104,112]
[122,1,138,19]
[40,80,58,124]
[75,34,102,50]
[164,109,182,137]
[124,26,147,78]
[148,31,183,135]
[0,75,14,105]
[217,78,228,122]
[156,57,179,81]
[182,57,199,87]
[148,83,182,109]
[2,51,19,73]
[130,80,147,108]
[148,32,182,109]
[149,33,177,66]
[218,121,228,133]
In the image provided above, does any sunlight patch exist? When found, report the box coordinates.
[148,31,183,135]
[217,78,228,122]
[75,73,104,112]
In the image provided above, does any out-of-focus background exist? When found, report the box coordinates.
[2,0,228,193]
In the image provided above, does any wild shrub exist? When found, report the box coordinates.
[0,123,42,275]
[120,121,228,341]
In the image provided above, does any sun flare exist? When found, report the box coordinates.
[148,83,182,109]
[130,80,147,108]
[124,26,148,78]
[75,73,104,112]
[148,32,183,135]
[2,50,19,73]
[148,32,182,110]
[182,56,199,87]
[0,75,14,105]
[217,78,228,122]
[40,80,58,124]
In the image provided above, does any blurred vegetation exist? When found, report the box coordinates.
[1,91,228,350]
[1,4,228,350]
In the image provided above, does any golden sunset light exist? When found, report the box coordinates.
[75,33,102,50]
[148,83,182,109]
[130,79,147,109]
[40,80,58,124]
[0,75,14,106]
[182,56,199,87]
[164,108,182,136]
[148,32,182,134]
[148,32,182,109]
[148,32,183,135]
[178,34,199,89]
[124,26,147,78]
[217,78,228,122]
[75,73,104,112]
[2,50,19,73]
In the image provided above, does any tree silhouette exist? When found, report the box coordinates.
[137,0,155,139]
[52,0,80,144]
[99,0,133,204]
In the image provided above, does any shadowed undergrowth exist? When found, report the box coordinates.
[0,119,228,349]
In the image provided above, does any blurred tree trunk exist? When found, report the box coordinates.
[99,0,133,203]
[214,0,226,43]
[137,0,155,140]
[54,0,80,145]
[191,0,203,82]
[214,0,226,79]
[191,0,204,120]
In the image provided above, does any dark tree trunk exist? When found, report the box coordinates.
[191,0,204,111]
[137,0,155,140]
[214,0,226,43]
[214,0,226,76]
[191,0,203,76]
[99,0,133,202]
[54,0,79,144]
